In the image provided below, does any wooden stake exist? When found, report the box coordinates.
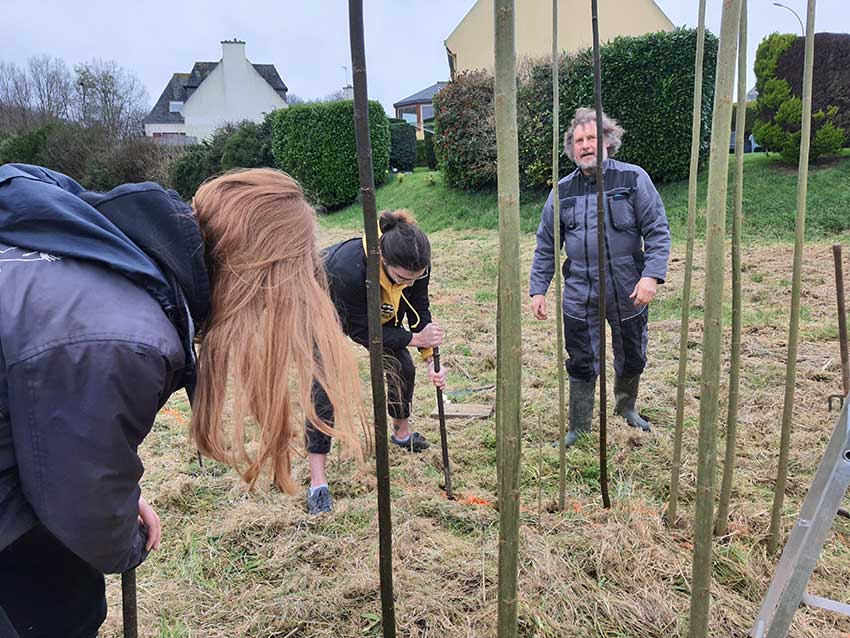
[494,1,522,636]
[348,2,396,634]
[552,0,568,513]
[668,0,707,527]
[767,0,818,556]
[688,0,743,635]
[590,0,610,510]
[716,0,748,538]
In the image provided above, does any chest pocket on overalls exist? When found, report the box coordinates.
[607,187,637,231]
[558,197,577,231]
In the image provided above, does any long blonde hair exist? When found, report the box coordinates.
[191,168,364,493]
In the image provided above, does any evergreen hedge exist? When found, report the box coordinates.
[269,100,390,209]
[434,28,719,190]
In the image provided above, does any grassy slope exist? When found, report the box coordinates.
[324,153,850,242]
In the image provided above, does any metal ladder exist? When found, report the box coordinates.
[751,397,850,637]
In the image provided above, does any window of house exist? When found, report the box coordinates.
[397,105,418,125]
[421,104,434,121]
[169,101,184,113]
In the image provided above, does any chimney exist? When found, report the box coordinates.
[221,38,246,66]
[342,84,354,100]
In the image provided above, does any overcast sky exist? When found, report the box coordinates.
[1,1,846,117]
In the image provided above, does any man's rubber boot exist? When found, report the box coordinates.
[565,377,596,447]
[614,374,651,432]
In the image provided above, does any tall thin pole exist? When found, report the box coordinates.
[348,2,396,634]
[767,0,817,555]
[494,1,522,636]
[688,0,743,635]
[668,0,708,527]
[833,244,850,396]
[552,0,568,512]
[716,0,748,538]
[590,0,610,510]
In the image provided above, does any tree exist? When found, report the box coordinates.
[74,59,149,139]
[28,55,74,121]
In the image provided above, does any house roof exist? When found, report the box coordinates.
[144,60,289,125]
[393,82,449,108]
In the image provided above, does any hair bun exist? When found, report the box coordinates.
[379,210,398,232]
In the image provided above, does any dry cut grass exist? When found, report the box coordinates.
[99,227,850,637]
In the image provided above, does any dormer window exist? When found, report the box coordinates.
[169,101,184,113]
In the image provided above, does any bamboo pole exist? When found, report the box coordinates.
[687,0,743,635]
[348,2,396,634]
[715,0,748,538]
[494,1,522,636]
[552,0,568,512]
[590,0,610,510]
[668,0,707,526]
[767,0,817,556]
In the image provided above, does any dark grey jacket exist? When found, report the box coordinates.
[529,159,671,321]
[0,242,185,573]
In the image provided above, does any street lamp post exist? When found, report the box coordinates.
[772,2,805,35]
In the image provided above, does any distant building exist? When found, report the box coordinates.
[144,39,288,142]
[393,82,449,138]
[444,0,675,78]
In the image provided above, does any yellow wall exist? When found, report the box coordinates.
[444,0,675,76]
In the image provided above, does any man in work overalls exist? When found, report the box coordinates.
[529,108,671,446]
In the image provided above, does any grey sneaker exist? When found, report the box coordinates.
[390,431,430,452]
[306,486,333,515]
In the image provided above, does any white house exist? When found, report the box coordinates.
[144,39,288,142]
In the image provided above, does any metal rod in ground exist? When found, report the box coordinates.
[767,0,817,556]
[537,412,544,527]
[590,0,610,510]
[433,347,453,499]
[552,0,568,513]
[493,1,523,636]
[668,0,707,527]
[348,1,396,634]
[716,0,748,539]
[833,244,849,396]
[121,570,138,638]
[688,1,743,635]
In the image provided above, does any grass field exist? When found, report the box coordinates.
[100,193,850,636]
[324,152,850,243]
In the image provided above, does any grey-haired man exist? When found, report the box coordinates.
[529,108,671,446]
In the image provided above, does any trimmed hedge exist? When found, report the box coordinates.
[434,28,718,190]
[390,122,417,171]
[269,100,390,209]
[416,130,438,169]
[220,120,275,171]
[754,33,846,163]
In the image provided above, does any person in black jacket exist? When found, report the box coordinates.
[306,210,447,514]
[0,166,363,637]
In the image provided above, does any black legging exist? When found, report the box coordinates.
[0,525,106,638]
[305,347,416,454]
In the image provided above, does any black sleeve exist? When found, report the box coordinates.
[8,339,178,574]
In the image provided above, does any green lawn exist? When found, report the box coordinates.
[322,153,850,242]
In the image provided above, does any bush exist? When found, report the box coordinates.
[754,32,846,162]
[776,33,850,137]
[269,100,390,209]
[389,122,417,172]
[84,138,178,191]
[220,120,275,171]
[432,71,496,190]
[434,28,719,190]
[416,130,438,169]
[169,144,212,199]
[0,123,53,165]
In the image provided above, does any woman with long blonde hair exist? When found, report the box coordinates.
[0,164,361,637]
